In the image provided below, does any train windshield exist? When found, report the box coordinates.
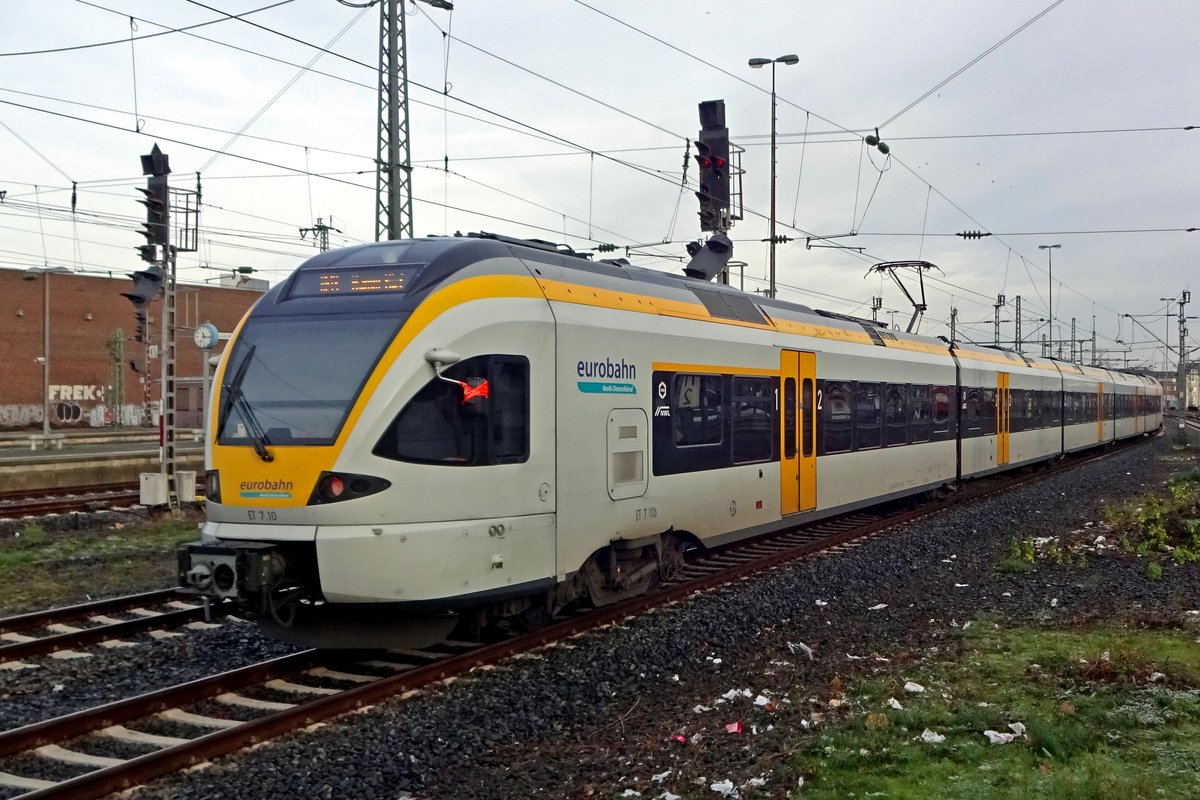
[216,313,403,446]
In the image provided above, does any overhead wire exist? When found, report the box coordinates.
[0,0,297,57]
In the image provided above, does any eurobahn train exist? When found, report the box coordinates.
[178,232,1162,647]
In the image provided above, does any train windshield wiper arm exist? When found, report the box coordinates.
[218,343,273,462]
[234,392,274,463]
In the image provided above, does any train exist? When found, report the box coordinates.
[177,231,1162,647]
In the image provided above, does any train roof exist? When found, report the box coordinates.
[278,233,1152,385]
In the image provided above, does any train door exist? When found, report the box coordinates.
[780,350,817,515]
[997,372,1010,466]
[1134,387,1142,434]
[1096,383,1104,443]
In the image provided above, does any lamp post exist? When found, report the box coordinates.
[1038,244,1060,354]
[749,53,798,300]
[22,266,72,438]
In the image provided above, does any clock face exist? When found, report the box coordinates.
[193,323,218,349]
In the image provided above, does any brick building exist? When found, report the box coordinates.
[0,268,264,430]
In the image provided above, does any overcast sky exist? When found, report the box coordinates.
[2,0,1196,369]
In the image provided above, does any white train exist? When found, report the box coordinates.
[178,232,1162,647]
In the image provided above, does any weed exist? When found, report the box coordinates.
[17,523,47,545]
[997,557,1034,574]
[1147,561,1164,581]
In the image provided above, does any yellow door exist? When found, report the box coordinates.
[780,350,817,514]
[997,372,1010,466]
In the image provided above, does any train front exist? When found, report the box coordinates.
[176,238,557,648]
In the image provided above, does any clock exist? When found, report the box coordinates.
[193,322,220,350]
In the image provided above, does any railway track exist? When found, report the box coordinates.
[0,437,1153,799]
[0,481,203,520]
[0,590,227,664]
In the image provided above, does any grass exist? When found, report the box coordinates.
[0,516,200,613]
[772,621,1200,799]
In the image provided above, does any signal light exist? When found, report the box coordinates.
[694,100,730,233]
[121,266,165,343]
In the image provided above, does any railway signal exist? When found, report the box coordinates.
[121,266,164,343]
[695,100,730,232]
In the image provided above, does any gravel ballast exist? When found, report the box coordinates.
[3,436,1197,800]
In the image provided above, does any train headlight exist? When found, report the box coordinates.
[308,471,391,505]
[205,470,221,502]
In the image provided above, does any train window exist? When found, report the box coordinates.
[855,382,882,450]
[731,377,773,464]
[909,385,931,443]
[1064,392,1076,424]
[783,378,797,460]
[1028,390,1039,429]
[673,374,724,447]
[217,314,402,446]
[1008,389,1023,432]
[1042,392,1058,427]
[885,384,908,446]
[980,389,997,436]
[931,385,952,435]
[374,355,529,466]
[801,378,814,458]
[821,381,853,454]
[489,358,530,461]
[963,388,983,434]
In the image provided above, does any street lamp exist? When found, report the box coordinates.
[22,266,72,439]
[1038,244,1060,353]
[749,53,799,300]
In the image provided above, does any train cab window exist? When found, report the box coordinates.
[855,382,882,450]
[820,381,853,454]
[673,374,724,447]
[909,385,931,443]
[884,384,908,446]
[373,355,529,466]
[731,377,773,464]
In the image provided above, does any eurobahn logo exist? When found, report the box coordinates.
[240,479,293,499]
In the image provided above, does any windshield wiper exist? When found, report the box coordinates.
[234,392,274,462]
[218,344,274,463]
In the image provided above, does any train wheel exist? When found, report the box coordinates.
[658,533,687,584]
